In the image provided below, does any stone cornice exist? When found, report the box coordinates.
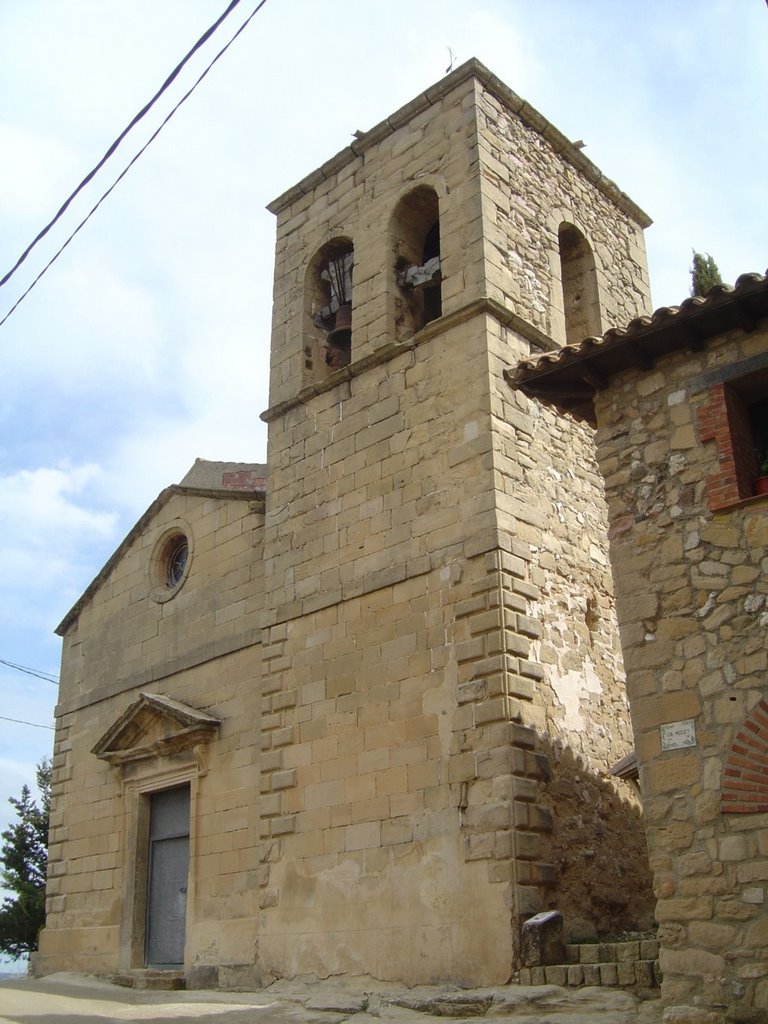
[55,628,263,718]
[260,297,558,424]
[267,58,651,230]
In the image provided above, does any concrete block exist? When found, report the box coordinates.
[520,910,564,967]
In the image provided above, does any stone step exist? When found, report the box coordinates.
[111,969,185,990]
[565,938,660,965]
[519,958,660,990]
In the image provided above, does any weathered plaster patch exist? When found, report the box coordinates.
[550,661,603,734]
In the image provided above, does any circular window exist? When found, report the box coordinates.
[150,524,193,603]
[165,535,188,588]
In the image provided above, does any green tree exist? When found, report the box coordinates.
[0,760,51,959]
[690,251,723,297]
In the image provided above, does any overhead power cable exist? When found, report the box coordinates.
[0,659,59,684]
[0,0,270,329]
[0,0,244,292]
[0,715,54,731]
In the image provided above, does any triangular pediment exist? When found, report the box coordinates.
[57,466,266,637]
[92,693,220,765]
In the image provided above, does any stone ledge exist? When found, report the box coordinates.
[519,938,661,993]
[55,628,264,717]
[111,970,185,990]
[565,938,660,964]
[519,957,660,991]
[260,296,558,425]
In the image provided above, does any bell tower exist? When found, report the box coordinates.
[257,59,653,984]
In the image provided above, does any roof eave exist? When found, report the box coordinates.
[507,273,768,424]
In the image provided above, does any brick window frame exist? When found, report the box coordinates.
[696,370,768,511]
[721,699,768,814]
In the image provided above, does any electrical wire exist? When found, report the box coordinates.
[0,715,54,731]
[0,0,244,292]
[0,659,59,684]
[0,0,270,329]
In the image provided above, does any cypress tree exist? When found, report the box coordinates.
[0,760,51,959]
[691,251,723,297]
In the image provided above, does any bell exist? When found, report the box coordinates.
[327,302,352,350]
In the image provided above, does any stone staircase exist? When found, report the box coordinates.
[518,936,661,992]
[112,969,185,990]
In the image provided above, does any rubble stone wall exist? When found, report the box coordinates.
[593,322,768,1017]
[474,88,652,342]
[488,319,654,938]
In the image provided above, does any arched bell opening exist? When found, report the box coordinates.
[304,237,354,380]
[558,223,601,346]
[391,187,442,342]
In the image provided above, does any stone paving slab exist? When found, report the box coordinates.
[0,973,663,1024]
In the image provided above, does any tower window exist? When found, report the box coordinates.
[391,186,442,341]
[305,238,354,379]
[558,224,601,346]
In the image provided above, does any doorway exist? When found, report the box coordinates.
[145,785,190,968]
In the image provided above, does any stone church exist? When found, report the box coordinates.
[35,59,658,988]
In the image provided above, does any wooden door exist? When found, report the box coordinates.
[145,785,190,968]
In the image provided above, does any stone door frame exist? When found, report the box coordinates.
[120,763,200,971]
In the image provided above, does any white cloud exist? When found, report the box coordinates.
[0,464,119,623]
[0,464,116,538]
[0,125,83,226]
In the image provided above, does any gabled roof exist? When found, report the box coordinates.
[92,692,220,765]
[56,460,267,636]
[180,459,267,491]
[267,58,651,230]
[506,272,768,425]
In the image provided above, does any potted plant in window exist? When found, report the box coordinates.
[754,453,768,496]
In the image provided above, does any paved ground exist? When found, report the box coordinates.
[0,973,664,1024]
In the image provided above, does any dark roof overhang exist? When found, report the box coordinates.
[505,272,768,426]
[607,750,639,781]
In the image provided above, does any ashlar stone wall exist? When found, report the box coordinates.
[53,488,265,712]
[37,488,266,985]
[593,321,768,1018]
[258,60,655,982]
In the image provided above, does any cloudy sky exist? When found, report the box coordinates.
[0,0,765,923]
